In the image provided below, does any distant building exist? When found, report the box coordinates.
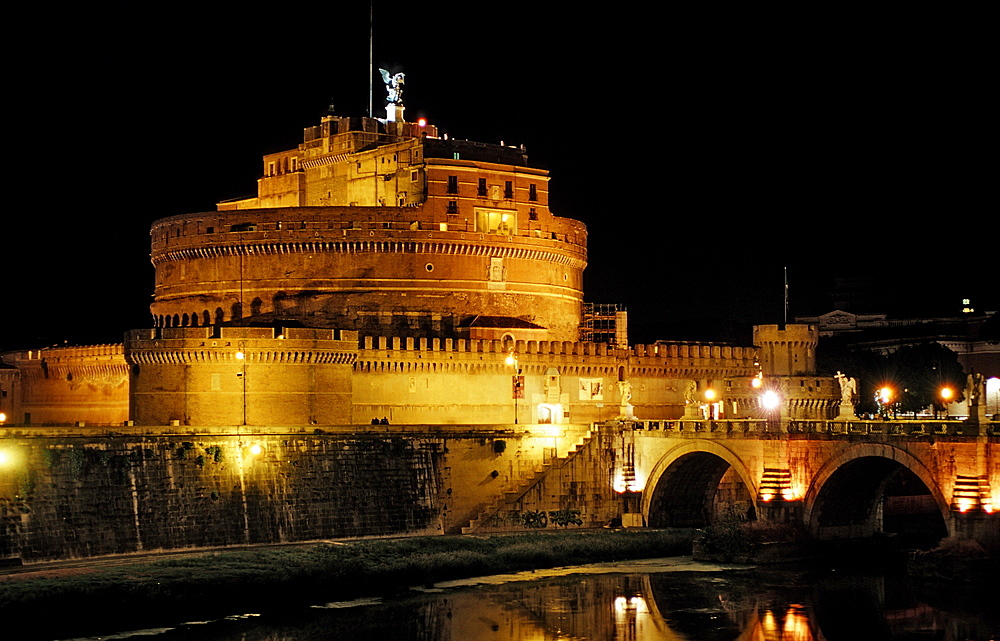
[797,309,999,379]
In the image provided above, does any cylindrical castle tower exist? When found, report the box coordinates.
[147,112,588,342]
[149,205,587,341]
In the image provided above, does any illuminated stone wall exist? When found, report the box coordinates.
[123,326,763,427]
[0,425,595,562]
[1,346,128,426]
[125,327,358,427]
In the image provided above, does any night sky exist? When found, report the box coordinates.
[6,3,994,351]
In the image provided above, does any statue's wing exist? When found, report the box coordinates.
[379,68,391,84]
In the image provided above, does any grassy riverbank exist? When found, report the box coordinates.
[1,529,695,640]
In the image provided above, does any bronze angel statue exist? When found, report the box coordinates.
[379,69,405,105]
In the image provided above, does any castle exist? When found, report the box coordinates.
[0,83,839,429]
[10,81,999,565]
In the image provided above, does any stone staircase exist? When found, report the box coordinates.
[460,429,593,534]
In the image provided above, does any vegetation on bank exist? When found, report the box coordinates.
[0,529,696,640]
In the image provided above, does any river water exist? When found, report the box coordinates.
[62,557,998,641]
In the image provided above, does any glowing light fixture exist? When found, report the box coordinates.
[761,390,780,410]
[951,475,994,513]
[704,389,716,401]
[249,444,263,456]
[0,447,18,468]
[758,468,797,502]
[235,351,246,360]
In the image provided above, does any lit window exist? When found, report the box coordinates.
[475,209,516,235]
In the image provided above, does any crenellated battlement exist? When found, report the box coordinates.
[354,335,758,377]
[125,327,359,366]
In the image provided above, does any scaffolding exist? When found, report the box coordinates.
[580,303,628,348]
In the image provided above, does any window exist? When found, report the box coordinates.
[478,178,487,196]
[528,208,538,221]
[447,175,459,194]
[475,208,516,235]
[529,184,538,201]
[504,181,513,199]
[447,200,458,214]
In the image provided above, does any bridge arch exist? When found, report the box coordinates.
[803,443,952,543]
[642,440,758,528]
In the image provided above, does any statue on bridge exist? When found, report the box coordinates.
[835,371,858,420]
[967,373,984,406]
[684,380,697,404]
[618,380,635,419]
[835,371,858,404]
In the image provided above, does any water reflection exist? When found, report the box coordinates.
[75,562,998,641]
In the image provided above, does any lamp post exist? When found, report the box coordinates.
[505,351,522,424]
[236,342,247,426]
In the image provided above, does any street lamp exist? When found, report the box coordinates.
[761,389,780,430]
[876,386,894,419]
[938,386,954,419]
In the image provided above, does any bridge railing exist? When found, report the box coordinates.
[627,418,998,437]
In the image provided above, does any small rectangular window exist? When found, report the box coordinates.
[529,184,538,201]
[528,208,538,221]
[478,178,487,196]
[504,181,513,199]
[447,200,458,214]
[447,175,459,194]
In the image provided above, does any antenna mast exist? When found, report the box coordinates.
[784,266,789,325]
[368,2,373,117]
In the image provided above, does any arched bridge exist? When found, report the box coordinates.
[624,418,999,549]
